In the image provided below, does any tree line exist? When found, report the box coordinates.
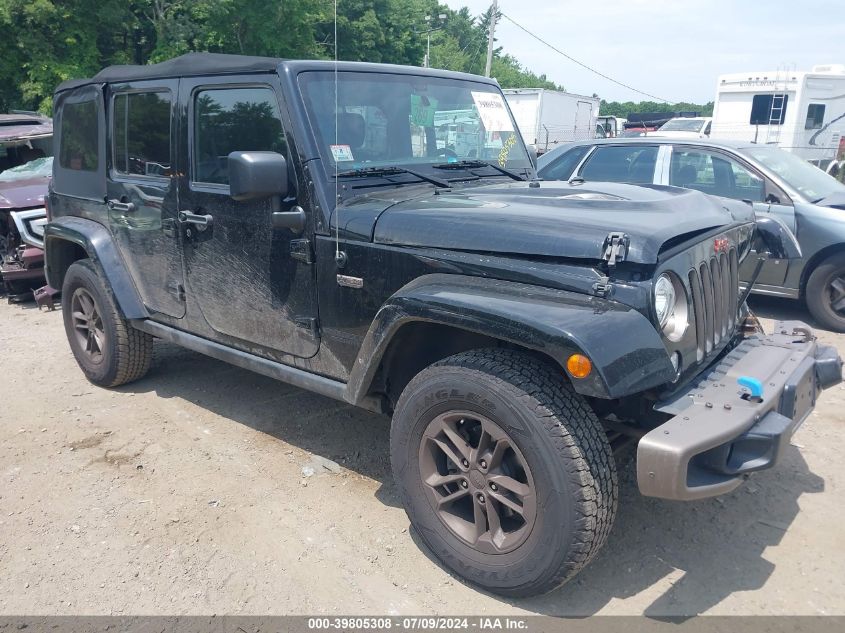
[0,0,561,113]
[0,0,711,117]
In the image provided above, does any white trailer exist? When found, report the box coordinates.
[711,64,845,167]
[503,89,600,154]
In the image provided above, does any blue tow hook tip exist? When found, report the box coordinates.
[737,376,764,399]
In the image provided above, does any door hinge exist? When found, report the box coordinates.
[290,238,314,264]
[295,317,320,340]
[601,231,629,270]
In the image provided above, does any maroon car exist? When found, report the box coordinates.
[0,113,52,301]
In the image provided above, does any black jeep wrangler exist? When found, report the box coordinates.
[45,53,841,597]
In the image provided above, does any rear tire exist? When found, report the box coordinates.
[390,348,617,597]
[61,259,153,386]
[806,252,845,332]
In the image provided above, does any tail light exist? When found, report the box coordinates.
[44,195,52,221]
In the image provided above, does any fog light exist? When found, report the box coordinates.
[566,354,592,379]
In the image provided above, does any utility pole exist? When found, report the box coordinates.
[422,13,447,68]
[484,0,498,77]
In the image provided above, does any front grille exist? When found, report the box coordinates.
[688,248,739,361]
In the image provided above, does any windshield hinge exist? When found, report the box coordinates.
[601,232,629,270]
[593,276,613,298]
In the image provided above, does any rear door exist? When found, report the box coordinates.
[106,80,185,318]
[176,77,320,358]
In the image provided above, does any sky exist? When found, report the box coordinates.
[443,0,845,104]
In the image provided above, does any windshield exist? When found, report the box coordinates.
[659,119,705,132]
[743,146,845,202]
[0,156,52,181]
[298,71,531,174]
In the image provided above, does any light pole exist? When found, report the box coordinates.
[422,13,447,68]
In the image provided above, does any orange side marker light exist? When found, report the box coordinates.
[566,354,592,379]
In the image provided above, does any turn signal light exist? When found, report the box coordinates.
[566,354,592,379]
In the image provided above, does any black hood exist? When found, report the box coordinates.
[332,180,751,265]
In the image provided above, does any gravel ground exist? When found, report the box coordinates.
[0,294,843,616]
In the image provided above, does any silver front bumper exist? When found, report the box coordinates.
[637,321,842,500]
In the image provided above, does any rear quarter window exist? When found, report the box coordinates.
[539,145,590,181]
[579,145,658,184]
[59,100,98,172]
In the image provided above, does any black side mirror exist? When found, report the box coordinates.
[228,151,288,201]
[754,214,802,260]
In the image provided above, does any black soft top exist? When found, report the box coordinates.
[55,52,500,94]
[55,52,283,92]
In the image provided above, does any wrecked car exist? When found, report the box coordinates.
[0,113,52,300]
[46,54,842,597]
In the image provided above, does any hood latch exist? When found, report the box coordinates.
[601,232,629,270]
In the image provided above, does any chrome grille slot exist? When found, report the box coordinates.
[728,248,738,328]
[710,257,723,344]
[688,270,705,361]
[699,262,715,353]
[720,252,732,331]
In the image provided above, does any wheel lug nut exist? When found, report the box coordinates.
[477,494,485,504]
[479,459,487,469]
[490,483,498,491]
[461,459,469,468]
[460,480,468,489]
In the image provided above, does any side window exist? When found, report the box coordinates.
[750,94,788,125]
[113,91,172,177]
[193,87,286,186]
[670,149,765,202]
[805,104,826,130]
[579,145,657,184]
[540,145,590,180]
[59,100,99,172]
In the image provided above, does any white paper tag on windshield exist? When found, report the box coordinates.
[471,91,514,132]
[330,144,355,162]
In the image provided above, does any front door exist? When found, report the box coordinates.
[106,79,185,317]
[176,78,319,358]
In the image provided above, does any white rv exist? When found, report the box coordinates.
[502,89,600,154]
[711,64,845,168]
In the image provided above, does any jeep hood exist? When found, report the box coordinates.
[333,181,751,265]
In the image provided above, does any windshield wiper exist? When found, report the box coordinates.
[336,166,449,188]
[431,160,526,182]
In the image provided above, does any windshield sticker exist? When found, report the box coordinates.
[471,91,514,132]
[411,94,438,127]
[498,134,517,167]
[330,144,355,162]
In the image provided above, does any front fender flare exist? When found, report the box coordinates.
[345,274,675,404]
[44,216,148,319]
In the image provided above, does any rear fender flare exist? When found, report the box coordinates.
[345,274,675,404]
[44,216,147,319]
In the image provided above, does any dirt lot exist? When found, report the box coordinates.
[0,295,843,616]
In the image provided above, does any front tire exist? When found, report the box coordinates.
[806,252,845,332]
[61,259,153,387]
[390,349,617,597]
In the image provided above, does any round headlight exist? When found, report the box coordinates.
[654,273,689,341]
[654,274,676,328]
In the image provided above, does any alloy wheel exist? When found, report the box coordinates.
[827,275,845,316]
[418,411,537,554]
[70,287,106,364]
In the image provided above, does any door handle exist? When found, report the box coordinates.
[107,199,136,213]
[272,206,306,234]
[179,210,213,230]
